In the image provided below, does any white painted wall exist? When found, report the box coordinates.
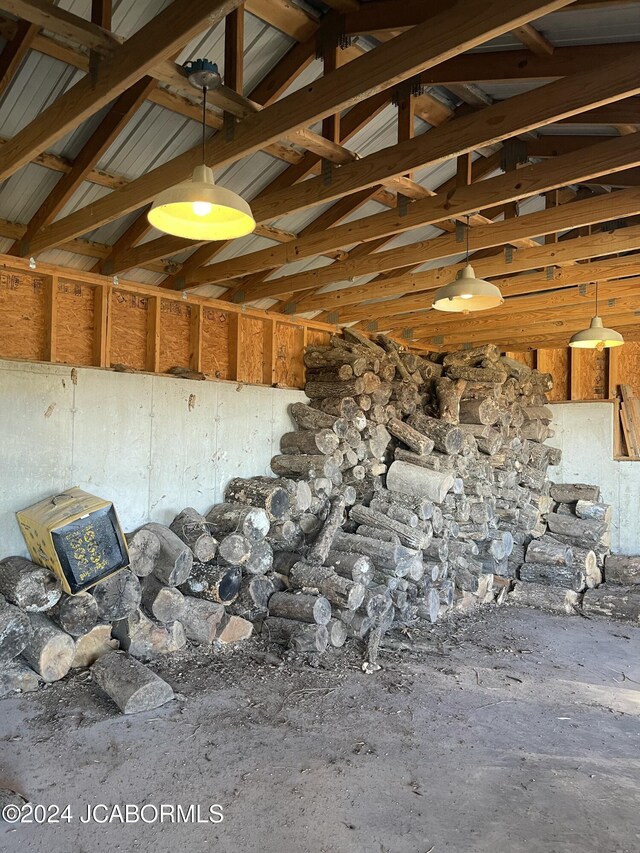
[0,360,306,558]
[547,401,640,555]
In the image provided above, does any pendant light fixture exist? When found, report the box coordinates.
[148,60,255,241]
[569,281,624,349]
[432,215,504,313]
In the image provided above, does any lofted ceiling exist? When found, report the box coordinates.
[0,0,639,351]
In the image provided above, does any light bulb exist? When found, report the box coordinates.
[192,200,213,217]
[460,293,473,299]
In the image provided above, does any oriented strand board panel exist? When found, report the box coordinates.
[159,299,191,373]
[238,315,265,384]
[201,308,231,379]
[505,350,535,368]
[571,347,607,400]
[306,328,331,348]
[537,348,570,401]
[56,278,95,366]
[615,340,640,396]
[0,270,46,361]
[274,322,304,388]
[109,291,148,370]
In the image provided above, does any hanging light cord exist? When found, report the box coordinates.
[201,85,208,164]
[466,214,470,263]
[595,280,599,316]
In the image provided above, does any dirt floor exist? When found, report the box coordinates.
[1,603,639,853]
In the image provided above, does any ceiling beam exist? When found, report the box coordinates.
[183,131,640,294]
[0,0,120,54]
[276,188,640,313]
[0,17,37,97]
[25,0,575,255]
[181,52,640,288]
[0,0,244,183]
[511,23,555,55]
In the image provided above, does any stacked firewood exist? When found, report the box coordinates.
[510,482,610,614]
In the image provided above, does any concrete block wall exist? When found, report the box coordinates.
[0,360,306,558]
[548,401,640,555]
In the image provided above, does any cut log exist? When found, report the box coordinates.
[245,540,273,576]
[71,624,119,668]
[92,569,142,622]
[307,495,346,565]
[0,557,61,612]
[224,478,290,520]
[218,533,252,566]
[142,523,193,586]
[435,376,466,423]
[327,618,348,648]
[387,460,454,504]
[271,454,338,479]
[180,597,225,644]
[141,575,186,624]
[457,423,502,455]
[318,396,361,419]
[318,575,365,610]
[206,503,270,542]
[550,483,600,503]
[0,660,40,697]
[22,613,75,682]
[289,402,349,437]
[458,397,500,425]
[386,417,434,455]
[582,585,640,622]
[91,651,174,714]
[575,501,611,523]
[126,528,160,577]
[444,344,500,367]
[305,364,354,381]
[509,580,581,614]
[229,575,275,618]
[169,507,218,563]
[178,562,241,604]
[407,413,463,455]
[48,591,99,637]
[304,350,367,375]
[288,562,335,589]
[349,504,427,550]
[216,614,253,644]
[525,537,573,567]
[305,377,365,399]
[268,592,331,625]
[263,617,329,653]
[111,610,186,660]
[519,562,586,592]
[446,364,507,383]
[546,513,607,545]
[326,551,374,585]
[0,595,31,664]
[605,554,640,585]
[280,429,340,456]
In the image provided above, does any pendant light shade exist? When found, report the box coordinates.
[432,216,503,313]
[148,60,255,241]
[148,164,255,240]
[432,263,504,313]
[569,315,624,349]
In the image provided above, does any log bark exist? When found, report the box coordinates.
[305,377,365,399]
[510,581,581,614]
[444,344,500,367]
[387,460,454,504]
[407,413,463,455]
[326,551,374,585]
[0,660,40,697]
[111,610,186,660]
[349,504,427,550]
[229,575,275,617]
[458,397,500,425]
[519,562,586,592]
[582,585,640,622]
[0,595,31,664]
[305,364,354,381]
[318,574,365,610]
[268,592,331,625]
[224,478,290,520]
[446,364,507,383]
[307,495,346,565]
[332,531,416,574]
[206,503,270,542]
[318,396,360,419]
[48,591,99,637]
[575,501,611,523]
[525,537,573,567]
[550,483,600,503]
[141,575,186,624]
[271,454,338,479]
[546,513,607,545]
[179,562,241,604]
[288,562,335,589]
[142,523,193,586]
[180,597,225,644]
[71,624,118,668]
[387,417,434,455]
[435,376,466,423]
[304,349,367,375]
[92,569,142,621]
[289,402,349,437]
[604,554,640,585]
[91,651,174,714]
[263,617,329,653]
[280,429,340,456]
[22,613,75,682]
[169,507,218,563]
[126,528,160,577]
[456,423,502,455]
[0,557,61,612]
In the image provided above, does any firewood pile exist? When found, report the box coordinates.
[2,332,638,710]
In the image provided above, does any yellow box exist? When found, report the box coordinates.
[17,487,130,595]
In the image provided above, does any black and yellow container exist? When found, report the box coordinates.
[17,488,129,595]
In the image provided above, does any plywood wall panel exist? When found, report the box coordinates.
[109,291,148,370]
[56,279,94,366]
[0,271,46,361]
[159,299,191,373]
[614,340,640,396]
[537,348,570,402]
[238,316,265,385]
[201,308,231,380]
[275,322,305,388]
[306,328,331,348]
[571,347,607,400]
